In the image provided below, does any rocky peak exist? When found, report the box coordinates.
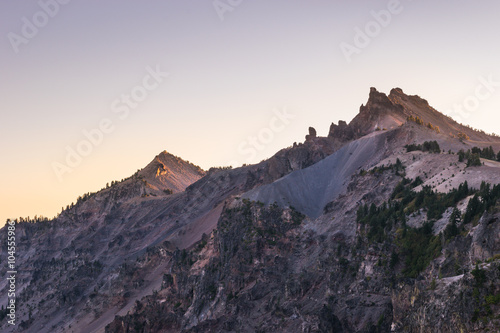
[305,127,317,141]
[355,87,405,126]
[362,87,397,111]
[138,150,205,193]
[328,88,408,141]
[326,88,406,141]
[388,87,436,116]
[326,86,500,153]
[389,87,404,95]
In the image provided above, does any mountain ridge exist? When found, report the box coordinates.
[326,87,500,145]
[2,87,500,333]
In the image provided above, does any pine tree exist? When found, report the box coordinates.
[472,147,481,155]
[458,150,465,162]
[444,207,461,240]
[467,153,481,167]
[464,194,482,224]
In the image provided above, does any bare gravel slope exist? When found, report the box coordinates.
[243,130,392,218]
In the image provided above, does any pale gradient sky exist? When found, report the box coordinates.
[1,0,500,226]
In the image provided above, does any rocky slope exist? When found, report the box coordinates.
[2,88,500,333]
[0,127,338,333]
[105,159,500,332]
[138,151,206,194]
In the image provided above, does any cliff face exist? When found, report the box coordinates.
[105,171,500,333]
[2,88,500,333]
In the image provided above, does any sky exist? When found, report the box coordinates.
[1,0,500,226]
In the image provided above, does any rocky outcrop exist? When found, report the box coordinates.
[326,87,406,141]
[328,120,355,141]
[305,126,317,141]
